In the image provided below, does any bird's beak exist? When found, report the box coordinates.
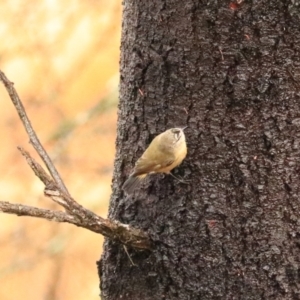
[182,126,188,131]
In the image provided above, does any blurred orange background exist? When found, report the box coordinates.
[0,1,121,299]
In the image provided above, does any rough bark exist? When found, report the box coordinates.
[100,1,300,299]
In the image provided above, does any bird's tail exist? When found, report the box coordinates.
[122,174,146,195]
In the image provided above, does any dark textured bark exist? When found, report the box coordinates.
[100,1,300,299]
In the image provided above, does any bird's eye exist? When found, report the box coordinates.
[173,130,181,140]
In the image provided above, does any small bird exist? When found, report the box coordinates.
[122,127,188,194]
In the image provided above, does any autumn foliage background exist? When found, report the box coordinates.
[0,1,120,299]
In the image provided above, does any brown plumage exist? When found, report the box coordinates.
[122,127,187,194]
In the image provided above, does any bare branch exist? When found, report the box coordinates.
[0,201,76,223]
[18,143,152,250]
[4,145,153,249]
[0,201,152,250]
[0,70,152,250]
[0,70,69,195]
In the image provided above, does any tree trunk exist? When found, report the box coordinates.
[99,1,300,299]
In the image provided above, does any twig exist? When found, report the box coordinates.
[0,200,151,250]
[0,202,76,223]
[0,70,69,195]
[123,245,136,266]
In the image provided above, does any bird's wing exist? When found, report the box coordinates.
[132,136,175,176]
[133,156,174,176]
